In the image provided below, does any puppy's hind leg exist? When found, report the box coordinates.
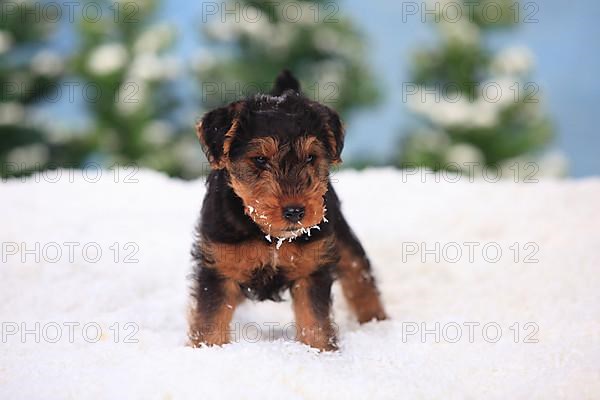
[335,215,387,324]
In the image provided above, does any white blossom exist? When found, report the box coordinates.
[445,143,485,166]
[206,20,240,42]
[297,3,320,25]
[408,84,511,129]
[45,123,78,144]
[313,27,341,53]
[537,151,569,177]
[134,24,176,54]
[30,50,64,77]
[492,46,535,76]
[501,151,569,179]
[129,53,180,81]
[116,78,147,115]
[113,0,153,12]
[313,60,346,89]
[87,43,128,76]
[239,8,272,38]
[482,76,520,107]
[190,49,217,73]
[6,144,49,166]
[266,24,295,53]
[0,102,25,125]
[470,100,500,128]
[143,120,175,146]
[206,10,295,53]
[410,129,450,153]
[0,30,14,54]
[439,20,480,46]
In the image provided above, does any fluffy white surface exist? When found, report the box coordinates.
[1,169,599,399]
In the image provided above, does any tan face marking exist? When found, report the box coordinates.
[227,136,330,238]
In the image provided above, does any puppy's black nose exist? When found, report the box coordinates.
[282,206,305,222]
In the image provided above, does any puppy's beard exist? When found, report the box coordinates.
[279,224,322,238]
[245,204,327,244]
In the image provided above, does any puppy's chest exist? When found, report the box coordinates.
[208,238,326,282]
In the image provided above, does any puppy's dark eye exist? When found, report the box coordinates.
[307,155,316,164]
[253,156,268,167]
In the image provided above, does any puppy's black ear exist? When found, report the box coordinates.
[312,103,345,164]
[272,69,300,96]
[195,102,244,169]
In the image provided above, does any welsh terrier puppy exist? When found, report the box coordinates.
[188,70,386,351]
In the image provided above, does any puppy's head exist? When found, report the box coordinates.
[196,70,344,238]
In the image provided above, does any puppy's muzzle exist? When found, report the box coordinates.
[282,205,305,223]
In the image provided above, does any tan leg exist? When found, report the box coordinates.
[337,246,387,323]
[188,270,241,347]
[291,273,337,351]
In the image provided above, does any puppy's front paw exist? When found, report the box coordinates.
[187,325,230,348]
